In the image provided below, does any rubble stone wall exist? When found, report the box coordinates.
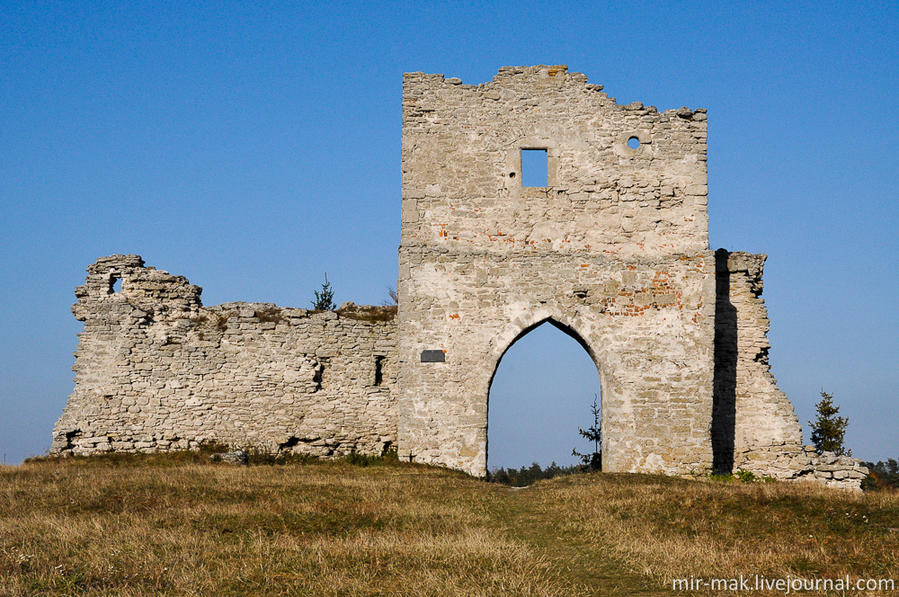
[397,65,717,476]
[714,250,866,489]
[397,247,717,476]
[399,66,711,258]
[51,65,868,489]
[714,250,804,474]
[51,255,398,457]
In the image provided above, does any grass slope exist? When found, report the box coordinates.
[1,454,897,596]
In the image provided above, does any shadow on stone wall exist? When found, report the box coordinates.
[712,249,737,473]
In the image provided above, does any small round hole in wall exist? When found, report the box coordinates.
[627,136,641,150]
[509,172,516,178]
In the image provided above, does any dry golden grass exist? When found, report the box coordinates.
[1,454,896,595]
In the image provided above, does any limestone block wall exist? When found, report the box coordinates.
[397,66,717,477]
[50,65,868,490]
[713,250,867,489]
[713,250,803,473]
[400,65,710,258]
[51,255,398,457]
[397,247,716,476]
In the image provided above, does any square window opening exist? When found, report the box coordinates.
[521,149,548,187]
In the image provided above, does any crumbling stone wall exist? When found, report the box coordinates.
[397,65,716,476]
[714,250,867,489]
[52,255,397,457]
[714,250,803,473]
[52,65,867,489]
[395,65,866,488]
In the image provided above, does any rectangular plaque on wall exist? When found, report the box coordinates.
[420,349,445,362]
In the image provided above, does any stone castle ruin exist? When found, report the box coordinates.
[52,66,867,488]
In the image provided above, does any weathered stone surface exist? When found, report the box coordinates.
[398,65,714,477]
[52,255,397,459]
[51,66,865,490]
[713,251,802,471]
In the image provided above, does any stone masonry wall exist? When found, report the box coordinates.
[51,65,867,490]
[400,66,710,258]
[51,255,398,457]
[397,66,716,476]
[397,247,716,476]
[714,250,803,474]
[714,250,867,489]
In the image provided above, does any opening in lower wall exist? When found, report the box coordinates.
[487,320,602,474]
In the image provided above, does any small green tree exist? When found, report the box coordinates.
[311,273,335,311]
[808,390,850,455]
[572,393,602,470]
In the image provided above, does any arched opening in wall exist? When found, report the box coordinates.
[109,275,122,294]
[488,319,602,476]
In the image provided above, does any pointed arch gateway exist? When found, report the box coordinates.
[485,312,606,471]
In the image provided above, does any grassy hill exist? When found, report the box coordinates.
[1,453,897,595]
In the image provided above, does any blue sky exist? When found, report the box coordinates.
[1,2,896,467]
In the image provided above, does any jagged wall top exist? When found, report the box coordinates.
[73,254,399,325]
[73,254,202,323]
[401,65,710,258]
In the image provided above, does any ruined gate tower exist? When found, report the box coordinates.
[397,65,716,476]
[54,65,869,488]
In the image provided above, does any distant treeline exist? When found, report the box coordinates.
[862,459,899,490]
[487,462,592,487]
